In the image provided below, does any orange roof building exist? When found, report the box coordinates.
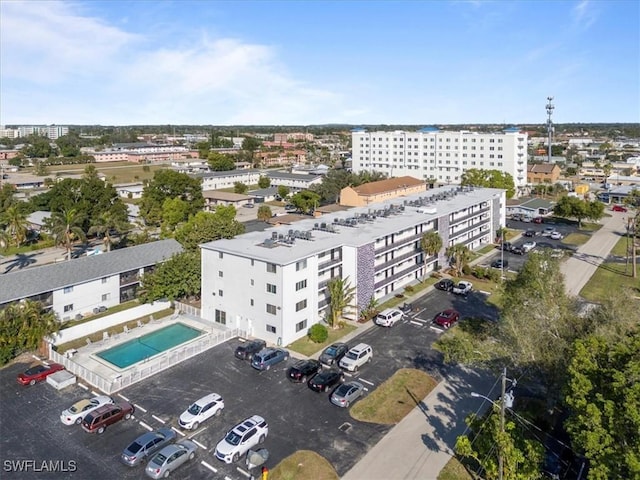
[339,176,427,207]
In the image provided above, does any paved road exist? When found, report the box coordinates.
[343,212,626,480]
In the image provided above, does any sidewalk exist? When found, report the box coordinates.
[342,214,626,480]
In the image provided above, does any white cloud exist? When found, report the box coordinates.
[572,0,597,30]
[0,1,354,124]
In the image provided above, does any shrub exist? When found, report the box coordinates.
[308,323,328,343]
[462,264,471,276]
[404,285,414,293]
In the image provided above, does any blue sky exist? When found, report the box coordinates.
[1,0,638,125]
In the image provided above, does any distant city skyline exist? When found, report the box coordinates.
[1,0,639,126]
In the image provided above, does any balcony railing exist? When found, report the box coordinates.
[374,231,423,255]
[375,249,421,272]
[450,219,490,240]
[318,256,342,272]
[374,262,422,290]
[449,206,490,226]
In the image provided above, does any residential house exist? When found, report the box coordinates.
[527,164,561,184]
[339,176,427,207]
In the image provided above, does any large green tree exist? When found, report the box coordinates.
[139,170,204,226]
[553,195,604,227]
[208,152,236,171]
[139,250,201,302]
[446,243,470,277]
[326,277,356,328]
[257,205,272,222]
[21,134,54,158]
[289,190,320,214]
[258,176,271,189]
[0,204,29,248]
[46,208,87,260]
[460,169,516,199]
[54,133,82,157]
[234,182,249,194]
[277,185,290,200]
[173,206,245,251]
[0,300,59,365]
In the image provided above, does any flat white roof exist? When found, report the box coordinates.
[201,186,503,265]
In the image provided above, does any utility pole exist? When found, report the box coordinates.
[546,96,554,163]
[499,367,507,480]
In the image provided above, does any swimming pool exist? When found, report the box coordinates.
[96,323,203,369]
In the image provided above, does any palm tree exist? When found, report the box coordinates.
[0,204,29,248]
[88,211,127,252]
[48,208,86,260]
[446,243,471,277]
[602,162,612,185]
[257,205,272,222]
[327,277,356,328]
[420,231,443,278]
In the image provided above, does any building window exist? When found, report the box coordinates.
[218,290,223,297]
[266,304,277,315]
[266,263,277,273]
[250,299,254,306]
[63,286,73,294]
[215,309,226,325]
[250,279,254,286]
[266,324,277,334]
[101,293,110,301]
[219,252,223,259]
[266,283,277,294]
[295,279,307,291]
[251,259,254,266]
[218,271,223,278]
[64,304,73,313]
[295,299,307,312]
[101,277,108,284]
[296,320,308,332]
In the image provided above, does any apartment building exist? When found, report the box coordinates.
[351,127,528,189]
[340,176,427,207]
[1,125,69,140]
[200,186,505,345]
[0,239,183,321]
[527,164,561,184]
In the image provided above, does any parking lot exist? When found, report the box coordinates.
[0,290,498,480]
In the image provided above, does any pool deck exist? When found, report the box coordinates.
[62,313,229,387]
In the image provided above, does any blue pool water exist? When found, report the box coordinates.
[96,323,203,369]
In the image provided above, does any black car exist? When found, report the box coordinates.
[319,343,349,367]
[287,359,321,383]
[307,369,344,393]
[511,246,525,255]
[435,279,454,292]
[523,230,538,237]
[234,339,267,360]
[491,259,509,269]
[500,242,513,252]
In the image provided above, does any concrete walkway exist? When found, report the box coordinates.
[342,213,627,480]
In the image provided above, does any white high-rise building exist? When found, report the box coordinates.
[351,127,528,189]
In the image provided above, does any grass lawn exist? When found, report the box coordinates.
[350,368,438,424]
[286,324,357,357]
[561,232,591,246]
[39,162,166,184]
[377,277,438,311]
[477,245,496,255]
[438,456,474,480]
[270,450,338,480]
[580,260,640,302]
[610,234,635,256]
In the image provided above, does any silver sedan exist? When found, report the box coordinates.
[145,439,197,479]
[330,381,365,408]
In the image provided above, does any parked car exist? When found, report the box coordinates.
[533,217,543,224]
[500,241,513,252]
[339,343,373,372]
[523,230,538,237]
[491,259,509,269]
[330,381,365,408]
[612,205,628,212]
[251,348,289,371]
[433,309,460,329]
[435,278,455,292]
[541,227,556,237]
[60,395,114,425]
[243,203,254,208]
[17,363,64,386]
[511,245,525,255]
[452,281,473,295]
[522,241,537,253]
[308,369,344,393]
[121,428,177,467]
[550,231,564,240]
[234,339,267,361]
[399,302,413,313]
[145,439,197,479]
[214,415,268,464]
[319,342,349,367]
[81,401,135,434]
[179,393,224,430]
[375,308,404,327]
[287,359,321,383]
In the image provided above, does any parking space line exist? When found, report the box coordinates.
[152,414,166,424]
[409,320,424,326]
[188,426,207,438]
[139,421,153,431]
[430,325,444,332]
[414,308,426,316]
[134,403,147,413]
[192,439,207,450]
[201,461,217,473]
[225,476,233,480]
[32,354,41,362]
[118,393,130,402]
[90,390,100,396]
[78,383,89,390]
[359,378,374,386]
[171,426,185,437]
[236,467,251,477]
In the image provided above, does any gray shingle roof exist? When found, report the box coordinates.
[0,239,183,304]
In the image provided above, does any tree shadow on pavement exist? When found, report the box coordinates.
[1,252,41,273]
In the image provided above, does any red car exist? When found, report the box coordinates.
[17,363,64,386]
[533,217,543,224]
[612,205,627,212]
[433,309,460,329]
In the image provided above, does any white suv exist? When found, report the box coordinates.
[215,415,268,464]
[375,308,403,327]
[339,343,373,372]
[179,393,224,430]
